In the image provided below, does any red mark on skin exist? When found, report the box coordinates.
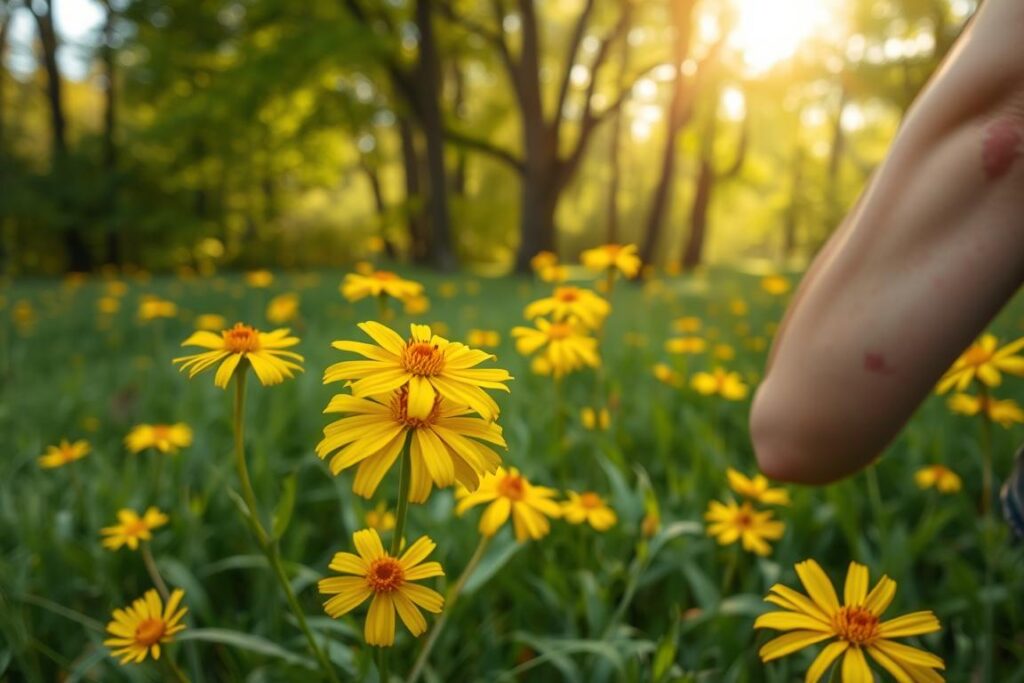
[864,352,895,376]
[982,119,1021,179]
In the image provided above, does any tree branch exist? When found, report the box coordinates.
[553,0,596,129]
[445,126,524,173]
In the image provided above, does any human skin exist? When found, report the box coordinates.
[750,0,1024,484]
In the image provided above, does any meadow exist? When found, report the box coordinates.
[2,263,1023,682]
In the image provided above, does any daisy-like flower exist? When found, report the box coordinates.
[365,502,396,532]
[467,329,501,348]
[324,322,512,421]
[100,507,169,550]
[580,243,641,279]
[523,286,610,330]
[727,468,790,506]
[194,314,227,331]
[38,439,90,469]
[341,270,423,303]
[561,491,617,531]
[915,465,962,493]
[530,250,559,273]
[104,588,187,664]
[538,264,570,283]
[665,337,707,354]
[705,499,784,556]
[319,528,444,647]
[755,560,944,682]
[580,407,610,431]
[244,269,274,287]
[456,467,561,542]
[511,319,599,378]
[936,334,1024,394]
[760,275,791,296]
[653,363,685,388]
[316,387,505,502]
[138,296,177,321]
[403,295,431,315]
[125,423,193,455]
[691,368,749,400]
[266,292,300,324]
[947,392,1024,427]
[673,316,702,333]
[173,323,304,388]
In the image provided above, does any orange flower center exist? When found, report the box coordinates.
[123,518,150,537]
[151,425,170,441]
[962,345,992,367]
[373,271,398,281]
[555,288,580,303]
[498,474,526,501]
[389,387,442,427]
[547,323,572,340]
[367,558,405,593]
[222,324,260,353]
[402,341,445,376]
[134,618,166,647]
[579,492,603,509]
[734,510,753,529]
[833,606,880,645]
[603,245,621,257]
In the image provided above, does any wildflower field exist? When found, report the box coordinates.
[2,264,1024,682]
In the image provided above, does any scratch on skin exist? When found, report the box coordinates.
[864,352,895,376]
[982,119,1021,179]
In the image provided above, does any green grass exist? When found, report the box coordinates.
[1,267,1023,682]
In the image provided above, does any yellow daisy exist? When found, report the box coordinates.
[692,368,749,400]
[455,467,561,542]
[38,439,90,469]
[653,363,685,388]
[561,491,617,531]
[316,387,505,502]
[936,334,1024,394]
[673,316,702,333]
[403,295,431,315]
[173,323,304,388]
[324,321,512,421]
[530,250,559,274]
[665,336,707,354]
[266,292,300,324]
[580,243,641,278]
[755,560,944,682]
[704,499,784,556]
[947,392,1024,427]
[511,319,599,378]
[915,465,962,494]
[365,502,396,532]
[125,423,193,455]
[523,286,610,330]
[100,507,169,551]
[467,329,501,348]
[104,588,188,664]
[727,468,790,506]
[760,275,791,296]
[319,528,444,647]
[244,269,274,287]
[194,314,227,331]
[341,270,423,303]
[138,296,177,321]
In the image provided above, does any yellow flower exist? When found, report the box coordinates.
[107,280,129,297]
[438,281,458,299]
[713,344,736,361]
[101,508,169,551]
[38,439,90,469]
[947,392,1024,427]
[561,491,617,531]
[665,337,707,354]
[326,322,511,421]
[936,334,1024,394]
[580,243,641,278]
[403,295,431,315]
[760,275,791,295]
[365,236,386,254]
[365,502,396,532]
[341,270,423,303]
[138,296,177,321]
[266,293,300,324]
[704,499,784,556]
[97,296,120,314]
[530,250,558,273]
[524,287,610,330]
[456,467,561,541]
[173,323,304,388]
[653,363,684,388]
[511,319,599,378]
[319,528,444,647]
[673,316,702,333]
[580,407,610,430]
[104,588,187,664]
[755,560,943,682]
[729,298,748,316]
[538,264,570,283]
[316,387,505,502]
[915,465,962,493]
[125,424,193,455]
[726,468,790,506]
[244,269,274,287]
[467,329,501,348]
[195,314,227,331]
[531,356,553,376]
[692,368,749,400]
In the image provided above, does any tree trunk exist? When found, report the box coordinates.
[682,156,712,270]
[0,6,8,149]
[449,62,468,197]
[399,116,429,263]
[101,0,121,267]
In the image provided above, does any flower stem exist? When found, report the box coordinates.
[141,543,169,601]
[406,535,490,683]
[231,367,340,683]
[391,435,414,556]
[163,654,191,683]
[978,391,994,517]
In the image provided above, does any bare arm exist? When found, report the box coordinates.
[751,0,1024,484]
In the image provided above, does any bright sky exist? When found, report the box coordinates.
[6,0,105,80]
[729,0,833,72]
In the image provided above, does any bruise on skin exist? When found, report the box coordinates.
[982,119,1021,179]
[864,352,895,376]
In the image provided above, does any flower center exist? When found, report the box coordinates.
[579,492,602,509]
[498,474,526,501]
[603,245,621,257]
[555,288,580,303]
[833,606,880,645]
[222,324,260,353]
[963,346,992,366]
[367,558,405,593]
[374,271,398,281]
[734,510,753,529]
[547,323,572,340]
[389,387,442,427]
[123,518,150,537]
[401,341,444,376]
[134,618,166,646]
[151,425,170,441]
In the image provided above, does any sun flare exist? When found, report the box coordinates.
[729,0,831,71]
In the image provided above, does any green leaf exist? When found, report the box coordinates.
[272,474,298,540]
[176,628,316,669]
[462,535,522,595]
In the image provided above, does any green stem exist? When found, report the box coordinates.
[977,387,995,682]
[141,543,169,601]
[978,391,994,517]
[406,536,490,683]
[377,647,389,682]
[163,655,191,683]
[231,367,340,683]
[391,435,413,556]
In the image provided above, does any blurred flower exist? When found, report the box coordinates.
[325,322,512,421]
[38,439,90,469]
[947,392,1024,427]
[106,281,129,297]
[530,251,558,274]
[12,300,36,329]
[673,316,702,334]
[125,424,193,455]
[653,363,685,388]
[173,323,303,388]
[524,287,610,330]
[97,296,120,315]
[705,499,784,556]
[355,261,375,275]
[316,388,505,502]
[665,337,707,354]
[915,465,962,493]
[456,467,561,541]
[511,319,599,378]
[713,344,736,361]
[937,334,1024,394]
[365,236,386,254]
[319,528,444,647]
[100,507,169,551]
[467,329,501,348]
[538,264,570,283]
[755,560,943,681]
[138,296,177,321]
[365,502,396,532]
[727,468,790,506]
[341,270,423,303]
[760,275,791,296]
[580,407,610,431]
[104,588,187,665]
[581,243,641,279]
[692,368,749,400]
[195,314,227,331]
[728,298,748,316]
[561,491,616,531]
[266,293,300,324]
[244,269,274,287]
[664,260,682,276]
[531,356,552,376]
[438,281,458,298]
[403,295,431,315]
